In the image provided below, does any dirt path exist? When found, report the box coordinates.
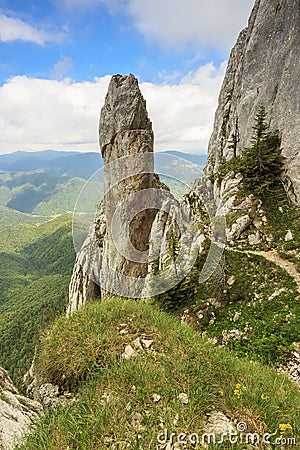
[231,249,300,294]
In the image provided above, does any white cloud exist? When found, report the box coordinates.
[142,62,226,152]
[126,0,255,50]
[55,0,255,51]
[51,56,74,79]
[0,76,111,153]
[0,14,63,45]
[0,63,225,154]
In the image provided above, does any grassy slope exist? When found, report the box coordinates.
[0,214,75,387]
[19,299,299,449]
[159,249,300,367]
[154,187,300,368]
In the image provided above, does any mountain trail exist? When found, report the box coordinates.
[230,248,300,295]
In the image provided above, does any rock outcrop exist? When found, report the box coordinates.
[67,224,102,316]
[99,74,161,295]
[0,367,42,450]
[68,74,210,312]
[206,0,300,203]
[68,75,166,312]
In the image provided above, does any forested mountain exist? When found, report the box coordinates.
[0,215,75,388]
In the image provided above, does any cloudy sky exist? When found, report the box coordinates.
[0,0,255,155]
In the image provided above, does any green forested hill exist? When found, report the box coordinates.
[0,215,75,387]
[0,171,85,214]
[0,205,48,229]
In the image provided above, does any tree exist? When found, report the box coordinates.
[239,105,285,196]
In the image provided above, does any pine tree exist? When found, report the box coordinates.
[239,105,284,196]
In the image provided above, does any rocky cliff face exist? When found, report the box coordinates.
[0,367,42,450]
[206,0,300,203]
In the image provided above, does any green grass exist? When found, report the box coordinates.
[19,298,299,449]
[261,194,300,249]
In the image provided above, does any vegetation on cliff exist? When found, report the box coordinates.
[238,105,284,196]
[214,106,285,198]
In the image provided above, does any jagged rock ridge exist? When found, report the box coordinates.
[206,0,300,203]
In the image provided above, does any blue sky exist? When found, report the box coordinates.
[0,0,255,154]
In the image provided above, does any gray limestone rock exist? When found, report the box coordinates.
[206,0,300,203]
[285,229,293,242]
[67,75,210,310]
[99,74,152,154]
[37,383,74,408]
[99,75,159,295]
[204,411,236,436]
[67,225,102,316]
[248,231,262,246]
[226,215,252,241]
[0,367,42,450]
[67,74,162,311]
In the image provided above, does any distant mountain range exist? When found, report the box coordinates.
[0,172,86,215]
[0,150,103,180]
[0,150,206,179]
[162,150,207,167]
[0,150,207,217]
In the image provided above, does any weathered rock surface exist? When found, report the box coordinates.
[24,356,75,410]
[0,367,42,450]
[206,0,300,203]
[37,383,74,408]
[67,225,102,316]
[68,74,210,311]
[144,194,207,297]
[67,74,165,311]
[204,411,236,436]
[99,74,161,296]
[278,342,300,386]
